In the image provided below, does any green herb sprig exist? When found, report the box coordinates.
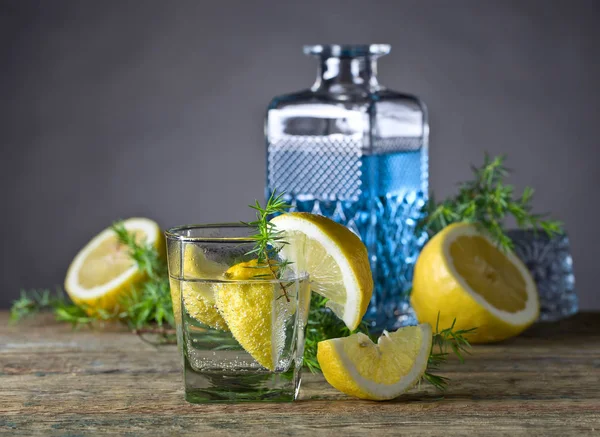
[243,191,293,300]
[421,154,563,251]
[421,314,476,391]
[10,288,91,325]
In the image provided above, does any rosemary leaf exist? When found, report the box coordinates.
[419,154,563,251]
[421,313,476,391]
[243,190,293,300]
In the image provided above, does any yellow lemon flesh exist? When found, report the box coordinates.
[64,218,164,314]
[270,212,373,331]
[317,324,432,400]
[178,281,230,331]
[174,245,229,331]
[214,260,295,371]
[223,259,278,280]
[411,223,539,343]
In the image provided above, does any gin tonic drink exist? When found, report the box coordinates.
[165,224,310,403]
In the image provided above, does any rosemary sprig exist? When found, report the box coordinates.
[422,313,476,391]
[243,191,293,301]
[420,154,563,251]
[10,288,92,325]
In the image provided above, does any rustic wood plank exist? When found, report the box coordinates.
[1,312,599,436]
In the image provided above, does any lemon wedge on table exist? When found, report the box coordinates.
[213,260,301,370]
[64,218,164,314]
[411,222,539,343]
[317,324,432,400]
[270,212,373,331]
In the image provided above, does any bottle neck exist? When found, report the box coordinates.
[312,56,380,92]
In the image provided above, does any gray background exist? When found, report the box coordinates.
[1,0,598,309]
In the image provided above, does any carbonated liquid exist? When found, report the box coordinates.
[169,276,310,403]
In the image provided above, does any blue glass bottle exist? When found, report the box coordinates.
[266,44,428,330]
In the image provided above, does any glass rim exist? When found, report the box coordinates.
[164,223,255,243]
[303,44,391,58]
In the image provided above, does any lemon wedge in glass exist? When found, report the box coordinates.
[176,245,229,331]
[411,222,539,343]
[214,260,296,370]
[270,212,373,331]
[64,218,163,314]
[317,324,432,400]
[179,281,229,331]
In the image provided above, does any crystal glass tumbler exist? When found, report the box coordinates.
[507,229,578,322]
[165,224,311,403]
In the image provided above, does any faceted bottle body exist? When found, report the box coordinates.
[266,45,428,329]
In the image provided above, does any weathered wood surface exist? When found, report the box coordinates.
[1,311,599,436]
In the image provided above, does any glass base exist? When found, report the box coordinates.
[183,359,301,403]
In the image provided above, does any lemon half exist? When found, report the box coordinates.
[318,324,432,400]
[271,212,373,331]
[411,223,539,343]
[64,218,163,314]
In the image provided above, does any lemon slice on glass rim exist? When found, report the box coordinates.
[270,212,373,331]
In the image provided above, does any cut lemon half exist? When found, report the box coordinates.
[64,218,164,314]
[411,223,539,343]
[318,324,432,400]
[270,213,373,331]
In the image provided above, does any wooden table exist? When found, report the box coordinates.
[1,311,599,436]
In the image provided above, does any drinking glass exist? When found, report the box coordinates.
[165,224,310,403]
